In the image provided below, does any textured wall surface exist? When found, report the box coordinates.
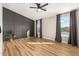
[3,7,34,39]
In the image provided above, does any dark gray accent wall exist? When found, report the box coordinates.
[3,7,34,39]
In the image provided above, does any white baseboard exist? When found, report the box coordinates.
[43,35,55,41]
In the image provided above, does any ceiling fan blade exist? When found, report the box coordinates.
[41,3,48,7]
[40,8,46,11]
[36,3,39,5]
[30,7,37,8]
[36,3,41,8]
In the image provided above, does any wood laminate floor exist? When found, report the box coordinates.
[3,38,79,56]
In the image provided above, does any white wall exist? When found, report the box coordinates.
[76,9,79,46]
[42,16,56,40]
[0,3,2,56]
[35,9,79,46]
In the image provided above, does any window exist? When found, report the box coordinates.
[37,20,40,37]
[60,13,70,43]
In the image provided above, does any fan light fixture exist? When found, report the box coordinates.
[30,3,48,12]
[36,9,41,12]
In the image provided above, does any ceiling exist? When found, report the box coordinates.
[3,3,79,20]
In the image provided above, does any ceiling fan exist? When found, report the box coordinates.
[30,3,48,11]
